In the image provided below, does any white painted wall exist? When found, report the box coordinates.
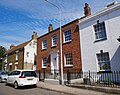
[79,4,120,72]
[24,39,37,70]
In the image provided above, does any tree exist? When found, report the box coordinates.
[0,46,7,70]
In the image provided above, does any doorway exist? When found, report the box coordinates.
[50,52,58,75]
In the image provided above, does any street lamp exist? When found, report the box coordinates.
[45,0,64,85]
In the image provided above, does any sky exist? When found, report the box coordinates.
[0,0,120,49]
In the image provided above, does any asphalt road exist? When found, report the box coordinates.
[0,83,68,95]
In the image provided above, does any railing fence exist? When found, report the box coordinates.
[36,70,120,88]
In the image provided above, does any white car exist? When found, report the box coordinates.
[0,71,9,83]
[6,70,39,89]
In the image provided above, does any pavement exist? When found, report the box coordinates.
[37,81,120,95]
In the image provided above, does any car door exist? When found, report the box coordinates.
[11,71,21,84]
[7,72,14,84]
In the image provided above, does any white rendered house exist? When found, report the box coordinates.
[6,32,38,71]
[24,32,37,70]
[79,2,120,72]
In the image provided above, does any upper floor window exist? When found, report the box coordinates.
[52,35,57,47]
[33,41,37,45]
[42,40,47,49]
[64,53,73,66]
[15,51,19,61]
[26,52,29,57]
[96,52,111,71]
[42,57,47,68]
[94,21,107,41]
[64,29,72,43]
[16,53,18,61]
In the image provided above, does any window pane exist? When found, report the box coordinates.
[52,35,57,46]
[65,53,73,66]
[42,58,47,67]
[42,40,47,49]
[94,22,107,40]
[64,30,71,42]
[97,52,111,71]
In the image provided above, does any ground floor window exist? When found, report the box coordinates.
[64,53,73,66]
[15,64,18,70]
[42,57,47,68]
[9,65,12,71]
[96,52,111,71]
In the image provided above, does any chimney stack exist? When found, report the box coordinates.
[32,32,38,39]
[10,44,15,49]
[48,24,53,32]
[84,3,91,17]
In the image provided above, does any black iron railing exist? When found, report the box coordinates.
[36,70,120,88]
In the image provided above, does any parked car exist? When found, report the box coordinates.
[6,70,39,89]
[0,71,9,83]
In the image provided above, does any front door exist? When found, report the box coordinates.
[50,52,58,74]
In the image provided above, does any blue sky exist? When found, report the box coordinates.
[0,0,120,49]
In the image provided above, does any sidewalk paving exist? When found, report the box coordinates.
[37,82,119,95]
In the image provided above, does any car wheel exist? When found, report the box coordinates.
[14,82,18,89]
[34,84,37,88]
[5,82,8,86]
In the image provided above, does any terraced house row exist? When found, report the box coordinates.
[5,2,120,75]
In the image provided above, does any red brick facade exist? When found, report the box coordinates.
[37,19,82,71]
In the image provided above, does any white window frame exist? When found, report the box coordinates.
[16,52,18,61]
[96,52,111,71]
[42,40,47,49]
[42,57,47,68]
[52,35,57,47]
[64,29,72,43]
[94,21,107,41]
[64,53,73,67]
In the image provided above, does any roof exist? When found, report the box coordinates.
[37,18,80,39]
[5,40,31,55]
[79,2,120,24]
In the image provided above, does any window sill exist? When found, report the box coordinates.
[42,67,47,69]
[97,70,112,73]
[41,48,47,51]
[51,45,56,48]
[64,65,73,67]
[63,40,72,45]
[15,60,18,62]
[94,38,107,43]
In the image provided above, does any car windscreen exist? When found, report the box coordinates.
[0,71,9,75]
[21,71,37,77]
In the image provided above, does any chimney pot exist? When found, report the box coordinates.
[48,24,53,32]
[32,32,38,39]
[84,3,91,17]
[10,44,15,49]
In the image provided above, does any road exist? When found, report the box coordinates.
[0,83,68,95]
[0,83,118,95]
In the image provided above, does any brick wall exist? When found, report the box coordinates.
[7,49,24,71]
[37,19,82,71]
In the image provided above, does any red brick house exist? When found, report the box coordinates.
[37,19,82,74]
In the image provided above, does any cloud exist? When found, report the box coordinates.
[0,0,120,49]
[0,35,28,48]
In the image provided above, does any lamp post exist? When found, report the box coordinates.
[45,0,64,85]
